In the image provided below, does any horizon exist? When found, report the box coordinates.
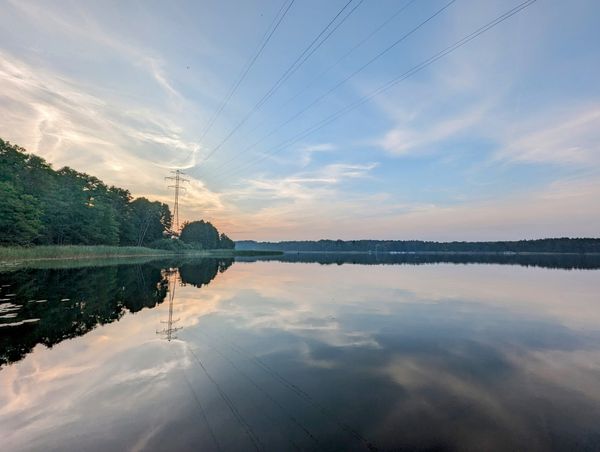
[236,237,599,242]
[1,0,599,241]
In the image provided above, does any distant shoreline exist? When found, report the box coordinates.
[236,250,600,270]
[236,238,600,254]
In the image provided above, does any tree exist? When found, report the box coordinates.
[106,186,135,245]
[219,233,235,249]
[0,181,43,245]
[129,198,172,246]
[180,220,221,249]
[0,138,173,247]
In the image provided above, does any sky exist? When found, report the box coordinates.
[0,0,599,241]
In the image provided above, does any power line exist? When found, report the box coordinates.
[197,0,366,166]
[165,169,189,233]
[187,345,264,452]
[198,0,362,164]
[237,0,418,145]
[280,0,366,88]
[198,0,295,142]
[205,329,380,451]
[211,0,456,174]
[219,0,538,180]
[192,330,322,448]
[194,337,307,450]
[180,369,223,451]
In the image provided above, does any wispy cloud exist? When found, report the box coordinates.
[377,106,487,157]
[494,107,600,166]
[6,0,189,103]
[142,57,185,107]
[228,162,378,202]
[297,143,337,166]
[0,51,222,220]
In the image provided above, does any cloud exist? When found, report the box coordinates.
[5,0,189,104]
[353,177,600,241]
[494,107,600,166]
[0,51,228,221]
[296,143,337,166]
[227,162,378,203]
[217,172,600,241]
[142,57,185,107]
[377,106,487,156]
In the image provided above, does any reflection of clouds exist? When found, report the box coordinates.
[287,304,599,450]
[0,305,192,451]
[1,261,600,451]
[110,354,182,385]
[509,349,600,403]
[173,261,599,362]
[222,262,600,330]
[171,287,223,329]
[181,261,600,449]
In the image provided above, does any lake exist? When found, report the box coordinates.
[1,255,600,451]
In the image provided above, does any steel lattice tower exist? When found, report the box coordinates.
[166,170,189,233]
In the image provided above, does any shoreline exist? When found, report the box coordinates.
[0,245,282,266]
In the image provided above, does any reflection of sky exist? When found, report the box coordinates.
[2,262,600,451]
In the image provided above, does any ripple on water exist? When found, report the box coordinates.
[0,318,40,328]
[0,302,21,314]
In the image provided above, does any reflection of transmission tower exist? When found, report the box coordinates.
[156,269,182,341]
[165,170,189,233]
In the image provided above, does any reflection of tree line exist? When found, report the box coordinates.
[179,259,233,288]
[237,252,600,269]
[0,259,233,366]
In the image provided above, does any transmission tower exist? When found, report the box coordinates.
[165,170,189,233]
[157,269,182,341]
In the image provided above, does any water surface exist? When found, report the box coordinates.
[1,255,600,451]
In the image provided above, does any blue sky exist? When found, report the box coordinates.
[1,0,599,240]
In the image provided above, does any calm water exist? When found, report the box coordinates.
[1,255,600,451]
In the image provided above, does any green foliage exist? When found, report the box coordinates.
[0,181,43,245]
[180,220,225,249]
[129,198,172,247]
[0,138,238,250]
[219,232,235,249]
[148,238,194,252]
[0,245,169,261]
[0,138,173,247]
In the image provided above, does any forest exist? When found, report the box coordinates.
[236,252,600,270]
[236,238,600,254]
[0,139,233,250]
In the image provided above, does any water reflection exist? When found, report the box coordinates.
[238,251,600,269]
[1,257,600,451]
[0,258,232,366]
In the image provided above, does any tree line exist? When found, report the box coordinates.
[236,238,600,254]
[0,139,233,249]
[236,251,600,270]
